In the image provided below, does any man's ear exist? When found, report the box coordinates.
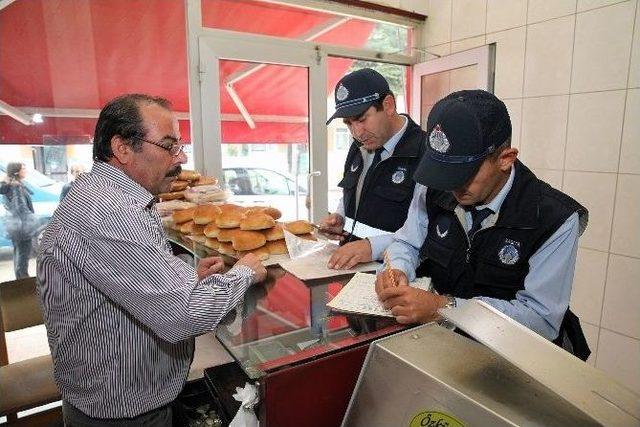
[498,147,518,172]
[110,135,132,164]
[383,94,396,115]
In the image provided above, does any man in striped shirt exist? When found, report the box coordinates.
[37,94,267,426]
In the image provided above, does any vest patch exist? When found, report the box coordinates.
[498,240,520,265]
[435,216,451,239]
[350,159,360,172]
[391,169,406,184]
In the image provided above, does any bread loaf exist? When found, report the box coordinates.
[178,170,201,181]
[158,191,185,201]
[261,207,282,220]
[237,246,270,261]
[284,220,314,235]
[170,180,190,192]
[265,239,288,255]
[216,210,243,228]
[192,176,218,186]
[204,237,220,250]
[217,228,237,243]
[231,230,267,251]
[193,204,221,225]
[240,212,276,231]
[263,223,284,241]
[203,223,220,238]
[179,220,195,234]
[217,242,237,257]
[173,207,196,224]
[190,223,205,236]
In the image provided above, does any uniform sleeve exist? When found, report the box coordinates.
[377,184,429,281]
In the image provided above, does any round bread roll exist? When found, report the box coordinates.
[261,207,282,220]
[190,223,205,236]
[172,207,195,224]
[178,170,201,181]
[232,230,267,251]
[203,223,220,238]
[158,191,185,201]
[179,220,195,234]
[204,237,220,250]
[192,176,219,186]
[191,235,206,244]
[263,223,284,241]
[298,233,317,241]
[240,212,276,231]
[237,246,270,261]
[284,220,314,235]
[193,204,221,225]
[216,210,243,228]
[217,242,237,257]
[170,180,190,192]
[217,228,238,243]
[265,239,288,255]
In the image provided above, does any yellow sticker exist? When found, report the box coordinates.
[409,411,464,427]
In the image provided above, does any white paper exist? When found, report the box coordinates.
[279,246,380,280]
[326,272,433,318]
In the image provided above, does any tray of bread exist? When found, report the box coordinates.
[162,201,317,266]
[156,169,231,203]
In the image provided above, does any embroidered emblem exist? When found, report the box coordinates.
[336,83,349,101]
[498,244,520,265]
[436,224,448,239]
[429,124,450,153]
[391,169,405,184]
[350,160,359,172]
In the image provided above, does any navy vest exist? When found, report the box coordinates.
[417,161,588,301]
[338,115,426,239]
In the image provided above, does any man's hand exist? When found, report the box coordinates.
[319,213,345,240]
[197,256,225,280]
[375,268,409,293]
[234,253,267,283]
[378,286,448,324]
[327,239,372,270]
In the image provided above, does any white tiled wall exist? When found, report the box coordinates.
[418,0,640,394]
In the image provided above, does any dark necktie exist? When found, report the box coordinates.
[467,207,493,238]
[362,147,384,190]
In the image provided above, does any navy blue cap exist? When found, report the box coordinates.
[326,68,390,125]
[413,90,512,191]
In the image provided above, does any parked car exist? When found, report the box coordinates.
[222,167,308,221]
[0,164,63,251]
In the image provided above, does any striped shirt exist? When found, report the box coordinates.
[36,161,254,419]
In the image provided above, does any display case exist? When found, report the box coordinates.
[168,231,405,427]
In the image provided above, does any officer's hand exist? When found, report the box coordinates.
[234,253,267,283]
[375,268,409,294]
[319,213,345,240]
[378,287,448,324]
[197,256,225,280]
[327,240,372,270]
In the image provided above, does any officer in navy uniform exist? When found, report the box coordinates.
[321,68,427,270]
[376,90,590,360]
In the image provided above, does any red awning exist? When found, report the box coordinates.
[0,0,374,144]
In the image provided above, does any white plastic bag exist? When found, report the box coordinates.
[283,229,331,260]
[229,382,260,427]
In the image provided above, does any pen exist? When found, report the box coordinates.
[384,251,397,287]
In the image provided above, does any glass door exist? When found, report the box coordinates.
[198,34,328,222]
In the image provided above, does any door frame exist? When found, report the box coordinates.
[410,44,496,125]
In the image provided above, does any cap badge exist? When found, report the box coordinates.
[429,124,450,153]
[391,169,405,184]
[498,243,520,265]
[336,83,349,101]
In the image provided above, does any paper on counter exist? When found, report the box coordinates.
[327,272,432,318]
[279,246,380,280]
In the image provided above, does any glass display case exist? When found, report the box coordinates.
[167,230,406,426]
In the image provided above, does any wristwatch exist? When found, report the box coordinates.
[442,294,457,310]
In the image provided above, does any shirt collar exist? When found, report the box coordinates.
[382,115,408,155]
[91,161,155,207]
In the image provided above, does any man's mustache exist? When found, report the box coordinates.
[165,166,182,177]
